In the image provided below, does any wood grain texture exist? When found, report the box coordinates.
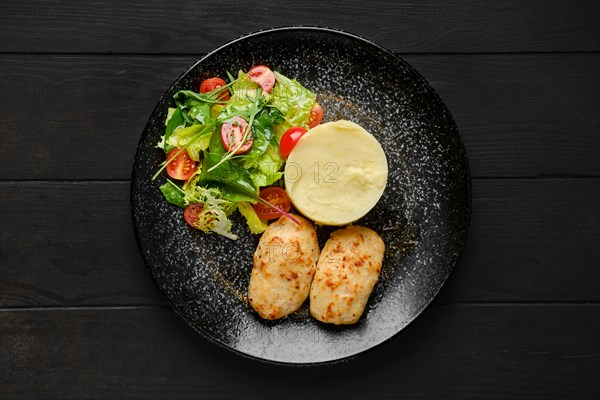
[406,54,600,178]
[0,0,599,53]
[0,182,164,307]
[1,305,598,399]
[438,178,600,303]
[1,179,597,307]
[1,1,598,397]
[1,54,598,180]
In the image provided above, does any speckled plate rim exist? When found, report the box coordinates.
[131,25,472,366]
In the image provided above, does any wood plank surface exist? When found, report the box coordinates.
[1,0,599,54]
[0,54,598,180]
[1,304,598,399]
[0,182,164,307]
[437,178,600,303]
[1,179,597,307]
[2,1,599,398]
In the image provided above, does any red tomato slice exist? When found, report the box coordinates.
[279,126,307,158]
[308,102,324,128]
[199,77,230,101]
[247,65,275,93]
[184,203,204,228]
[166,148,197,180]
[221,116,253,154]
[252,186,292,220]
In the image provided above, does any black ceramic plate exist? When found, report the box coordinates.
[131,27,470,364]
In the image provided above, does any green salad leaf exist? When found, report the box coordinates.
[240,108,280,168]
[189,103,212,125]
[216,185,258,203]
[201,156,258,198]
[158,108,185,152]
[165,107,177,126]
[210,104,225,120]
[237,202,268,234]
[174,89,225,107]
[251,144,284,187]
[183,174,235,211]
[270,71,316,138]
[181,175,238,240]
[166,124,213,162]
[156,68,315,239]
[159,181,186,207]
[225,71,262,114]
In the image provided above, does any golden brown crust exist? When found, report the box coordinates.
[309,225,385,325]
[248,214,320,320]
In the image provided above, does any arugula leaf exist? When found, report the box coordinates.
[207,99,264,173]
[174,90,225,107]
[156,69,315,237]
[217,185,259,203]
[206,98,285,189]
[166,124,213,161]
[270,71,316,139]
[260,106,285,127]
[239,111,275,170]
[201,137,259,198]
[226,70,236,90]
[242,107,286,187]
[238,202,268,234]
[201,160,258,197]
[207,121,227,156]
[202,131,265,196]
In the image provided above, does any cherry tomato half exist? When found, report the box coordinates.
[252,186,292,220]
[279,126,307,158]
[308,102,324,128]
[184,203,204,228]
[247,65,275,93]
[199,77,230,101]
[221,116,253,154]
[166,148,197,180]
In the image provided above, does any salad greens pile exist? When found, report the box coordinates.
[154,67,316,240]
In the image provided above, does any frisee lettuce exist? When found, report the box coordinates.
[156,68,314,238]
[181,175,238,240]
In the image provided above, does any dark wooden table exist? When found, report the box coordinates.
[1,1,599,398]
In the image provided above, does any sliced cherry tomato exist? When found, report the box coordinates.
[252,186,292,220]
[184,203,204,228]
[199,77,230,101]
[221,116,253,154]
[279,126,307,158]
[166,148,197,180]
[308,102,324,128]
[247,65,275,93]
